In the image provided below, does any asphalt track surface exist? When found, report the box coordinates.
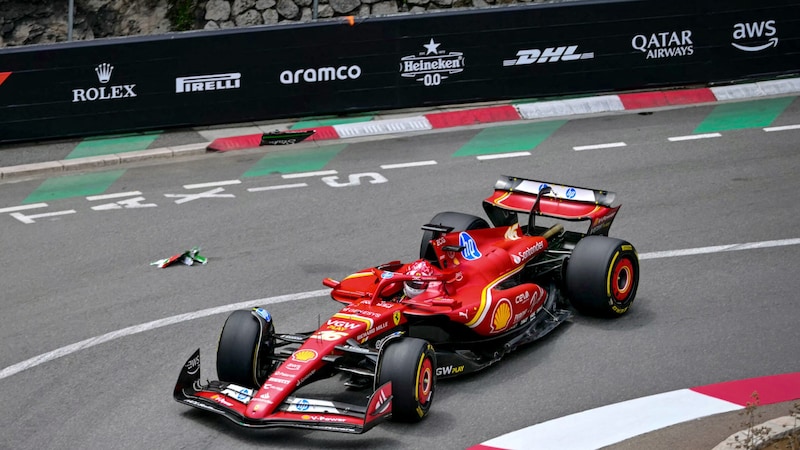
[2,100,800,449]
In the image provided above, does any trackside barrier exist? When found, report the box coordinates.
[0,0,798,143]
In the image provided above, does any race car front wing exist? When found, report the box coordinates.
[173,349,393,433]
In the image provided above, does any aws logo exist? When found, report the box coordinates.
[732,20,778,52]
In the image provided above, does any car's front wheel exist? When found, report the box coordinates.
[216,309,276,387]
[376,337,436,422]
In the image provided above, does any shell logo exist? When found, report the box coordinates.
[302,415,311,420]
[491,299,512,332]
[292,349,318,362]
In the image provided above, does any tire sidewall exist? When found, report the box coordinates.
[565,236,639,317]
[377,337,437,422]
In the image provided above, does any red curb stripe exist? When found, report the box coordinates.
[206,133,263,152]
[0,72,11,86]
[618,88,716,109]
[466,445,508,450]
[690,372,800,406]
[298,126,339,141]
[425,105,521,129]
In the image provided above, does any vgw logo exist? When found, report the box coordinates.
[72,63,137,103]
[732,20,778,52]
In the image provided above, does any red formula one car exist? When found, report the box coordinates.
[174,175,640,433]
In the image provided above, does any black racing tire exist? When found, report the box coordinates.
[217,310,270,387]
[377,338,436,422]
[420,212,490,262]
[565,236,639,317]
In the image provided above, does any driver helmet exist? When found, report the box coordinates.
[404,259,435,298]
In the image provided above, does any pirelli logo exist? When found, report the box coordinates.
[175,72,241,93]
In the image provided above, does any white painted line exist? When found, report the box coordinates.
[481,389,742,450]
[639,238,800,260]
[573,142,626,151]
[248,183,308,192]
[86,191,143,201]
[183,180,241,189]
[764,124,800,132]
[3,237,800,379]
[0,289,331,381]
[668,133,722,142]
[282,170,338,179]
[0,203,48,213]
[476,152,531,161]
[10,210,77,224]
[380,160,438,169]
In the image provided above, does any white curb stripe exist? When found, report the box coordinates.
[515,95,625,120]
[481,389,742,450]
[333,116,432,138]
[712,78,800,101]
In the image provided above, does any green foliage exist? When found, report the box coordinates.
[168,0,198,31]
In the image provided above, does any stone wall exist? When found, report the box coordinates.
[0,0,553,48]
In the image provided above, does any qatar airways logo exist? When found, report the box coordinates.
[72,63,137,103]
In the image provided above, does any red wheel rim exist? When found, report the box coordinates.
[417,356,433,406]
[611,257,634,302]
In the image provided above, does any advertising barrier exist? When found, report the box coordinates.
[0,0,798,143]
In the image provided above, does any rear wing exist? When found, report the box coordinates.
[483,175,620,236]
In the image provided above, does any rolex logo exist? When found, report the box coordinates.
[95,63,113,84]
[72,63,136,103]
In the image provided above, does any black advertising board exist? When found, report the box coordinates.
[0,0,798,143]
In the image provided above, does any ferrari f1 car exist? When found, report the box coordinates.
[174,175,639,433]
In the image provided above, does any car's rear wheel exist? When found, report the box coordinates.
[565,236,639,317]
[420,211,490,262]
[376,338,436,422]
[217,309,276,387]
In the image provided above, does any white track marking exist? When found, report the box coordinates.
[10,210,76,224]
[3,238,800,380]
[764,124,800,132]
[481,388,741,450]
[380,160,438,169]
[247,183,308,192]
[0,289,331,381]
[183,180,241,189]
[0,203,48,213]
[638,238,800,260]
[164,187,235,204]
[573,142,626,151]
[476,152,531,160]
[668,133,722,142]
[86,191,142,201]
[282,170,338,179]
